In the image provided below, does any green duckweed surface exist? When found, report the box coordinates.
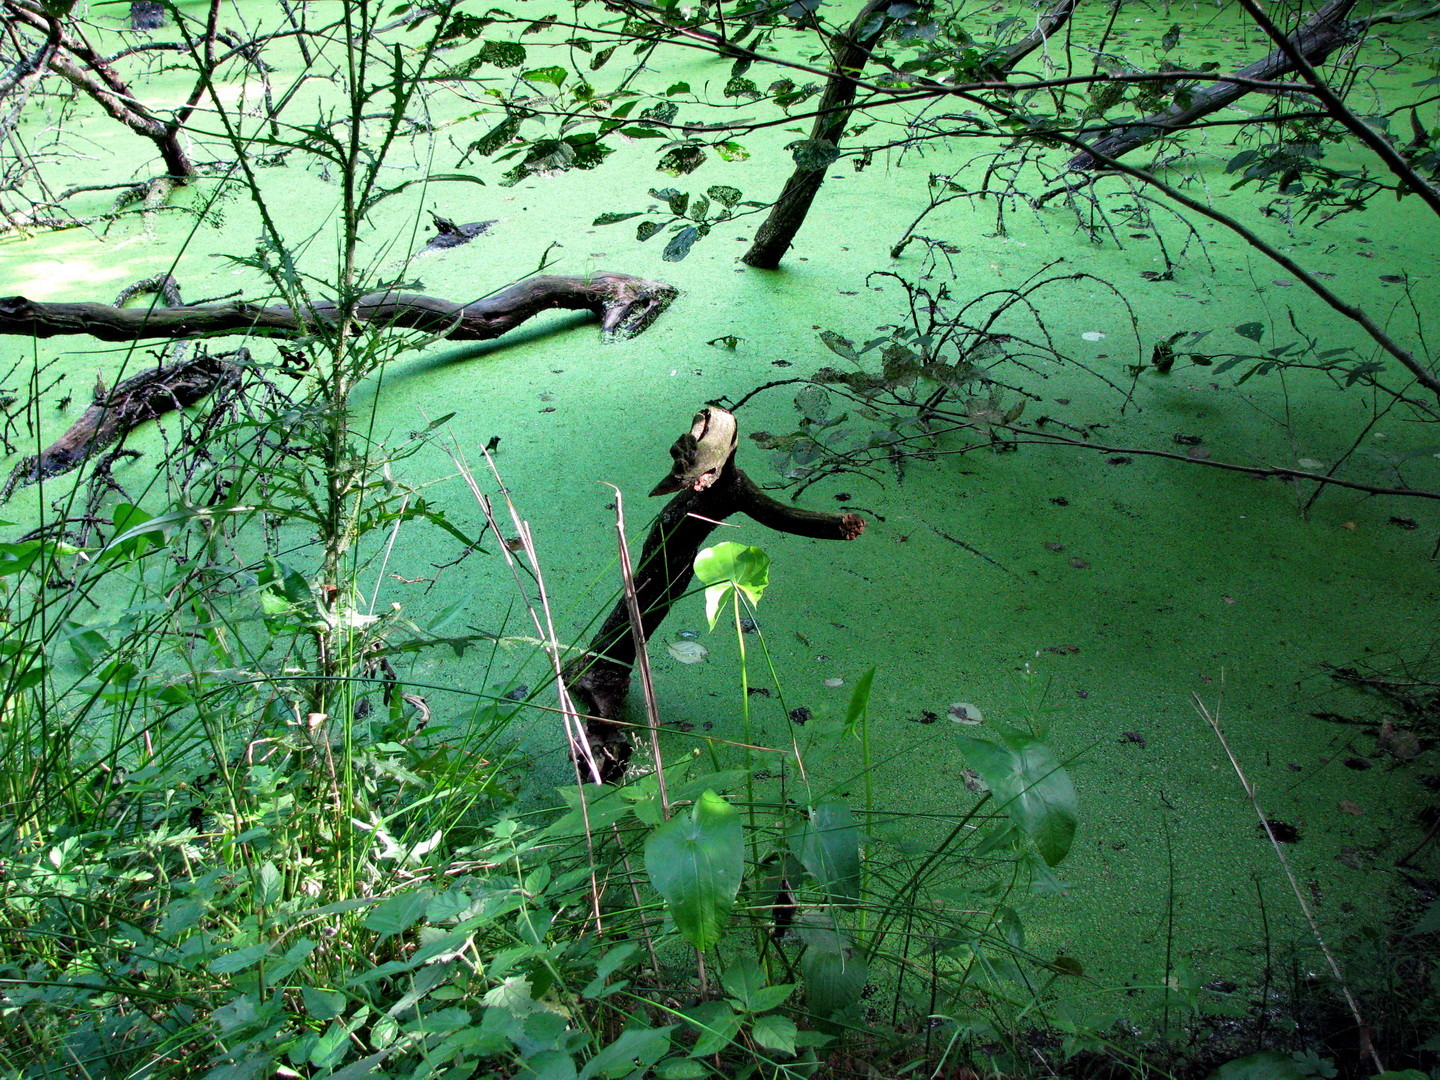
[3,0,1439,1008]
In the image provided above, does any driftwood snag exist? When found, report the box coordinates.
[564,406,865,780]
[0,273,677,343]
[0,273,677,498]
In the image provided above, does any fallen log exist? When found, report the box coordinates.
[0,273,678,343]
[563,406,865,780]
[1065,0,1359,171]
[0,272,676,499]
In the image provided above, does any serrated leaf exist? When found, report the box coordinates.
[752,1014,798,1054]
[362,891,429,937]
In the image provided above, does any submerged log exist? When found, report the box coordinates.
[0,273,678,343]
[1,352,241,501]
[564,406,865,780]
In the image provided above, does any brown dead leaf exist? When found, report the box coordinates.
[1069,556,1090,569]
[1340,521,1358,531]
[1338,800,1364,816]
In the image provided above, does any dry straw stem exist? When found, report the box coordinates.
[1194,691,1383,1075]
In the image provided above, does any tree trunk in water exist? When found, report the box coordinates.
[742,0,1076,268]
[741,0,892,270]
[1065,0,1358,170]
[563,407,865,780]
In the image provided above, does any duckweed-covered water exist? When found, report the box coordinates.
[3,0,1438,1010]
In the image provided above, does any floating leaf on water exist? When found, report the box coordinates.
[1297,458,1325,470]
[948,702,984,725]
[668,640,709,664]
[824,677,843,688]
[1081,331,1106,342]
[1068,556,1090,569]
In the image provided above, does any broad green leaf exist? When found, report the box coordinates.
[644,790,744,950]
[1234,321,1265,342]
[362,891,430,937]
[955,728,1077,866]
[797,927,866,1017]
[579,1026,674,1079]
[790,802,861,907]
[208,943,270,974]
[752,1014,798,1054]
[694,542,771,630]
[637,220,664,242]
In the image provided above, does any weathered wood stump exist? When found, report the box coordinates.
[564,406,865,780]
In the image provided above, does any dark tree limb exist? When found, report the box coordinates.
[741,0,1074,268]
[741,0,892,270]
[563,407,864,780]
[1065,0,1359,171]
[0,273,678,343]
[0,273,676,500]
[5,0,198,181]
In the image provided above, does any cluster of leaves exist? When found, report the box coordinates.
[594,184,757,262]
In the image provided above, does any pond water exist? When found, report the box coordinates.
[3,0,1438,1021]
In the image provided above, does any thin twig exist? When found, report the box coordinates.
[1194,691,1383,1075]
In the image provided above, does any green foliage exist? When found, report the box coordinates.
[694,542,771,630]
[644,790,745,950]
[955,727,1078,867]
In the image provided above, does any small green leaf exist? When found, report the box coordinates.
[637,220,665,242]
[1234,321,1265,342]
[752,1014,798,1054]
[694,542,771,629]
[593,211,643,225]
[844,667,875,733]
[522,65,568,87]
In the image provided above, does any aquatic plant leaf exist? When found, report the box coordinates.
[955,728,1077,866]
[790,802,861,907]
[694,542,770,629]
[644,790,744,950]
[844,667,875,734]
[667,640,708,664]
[796,925,866,1017]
